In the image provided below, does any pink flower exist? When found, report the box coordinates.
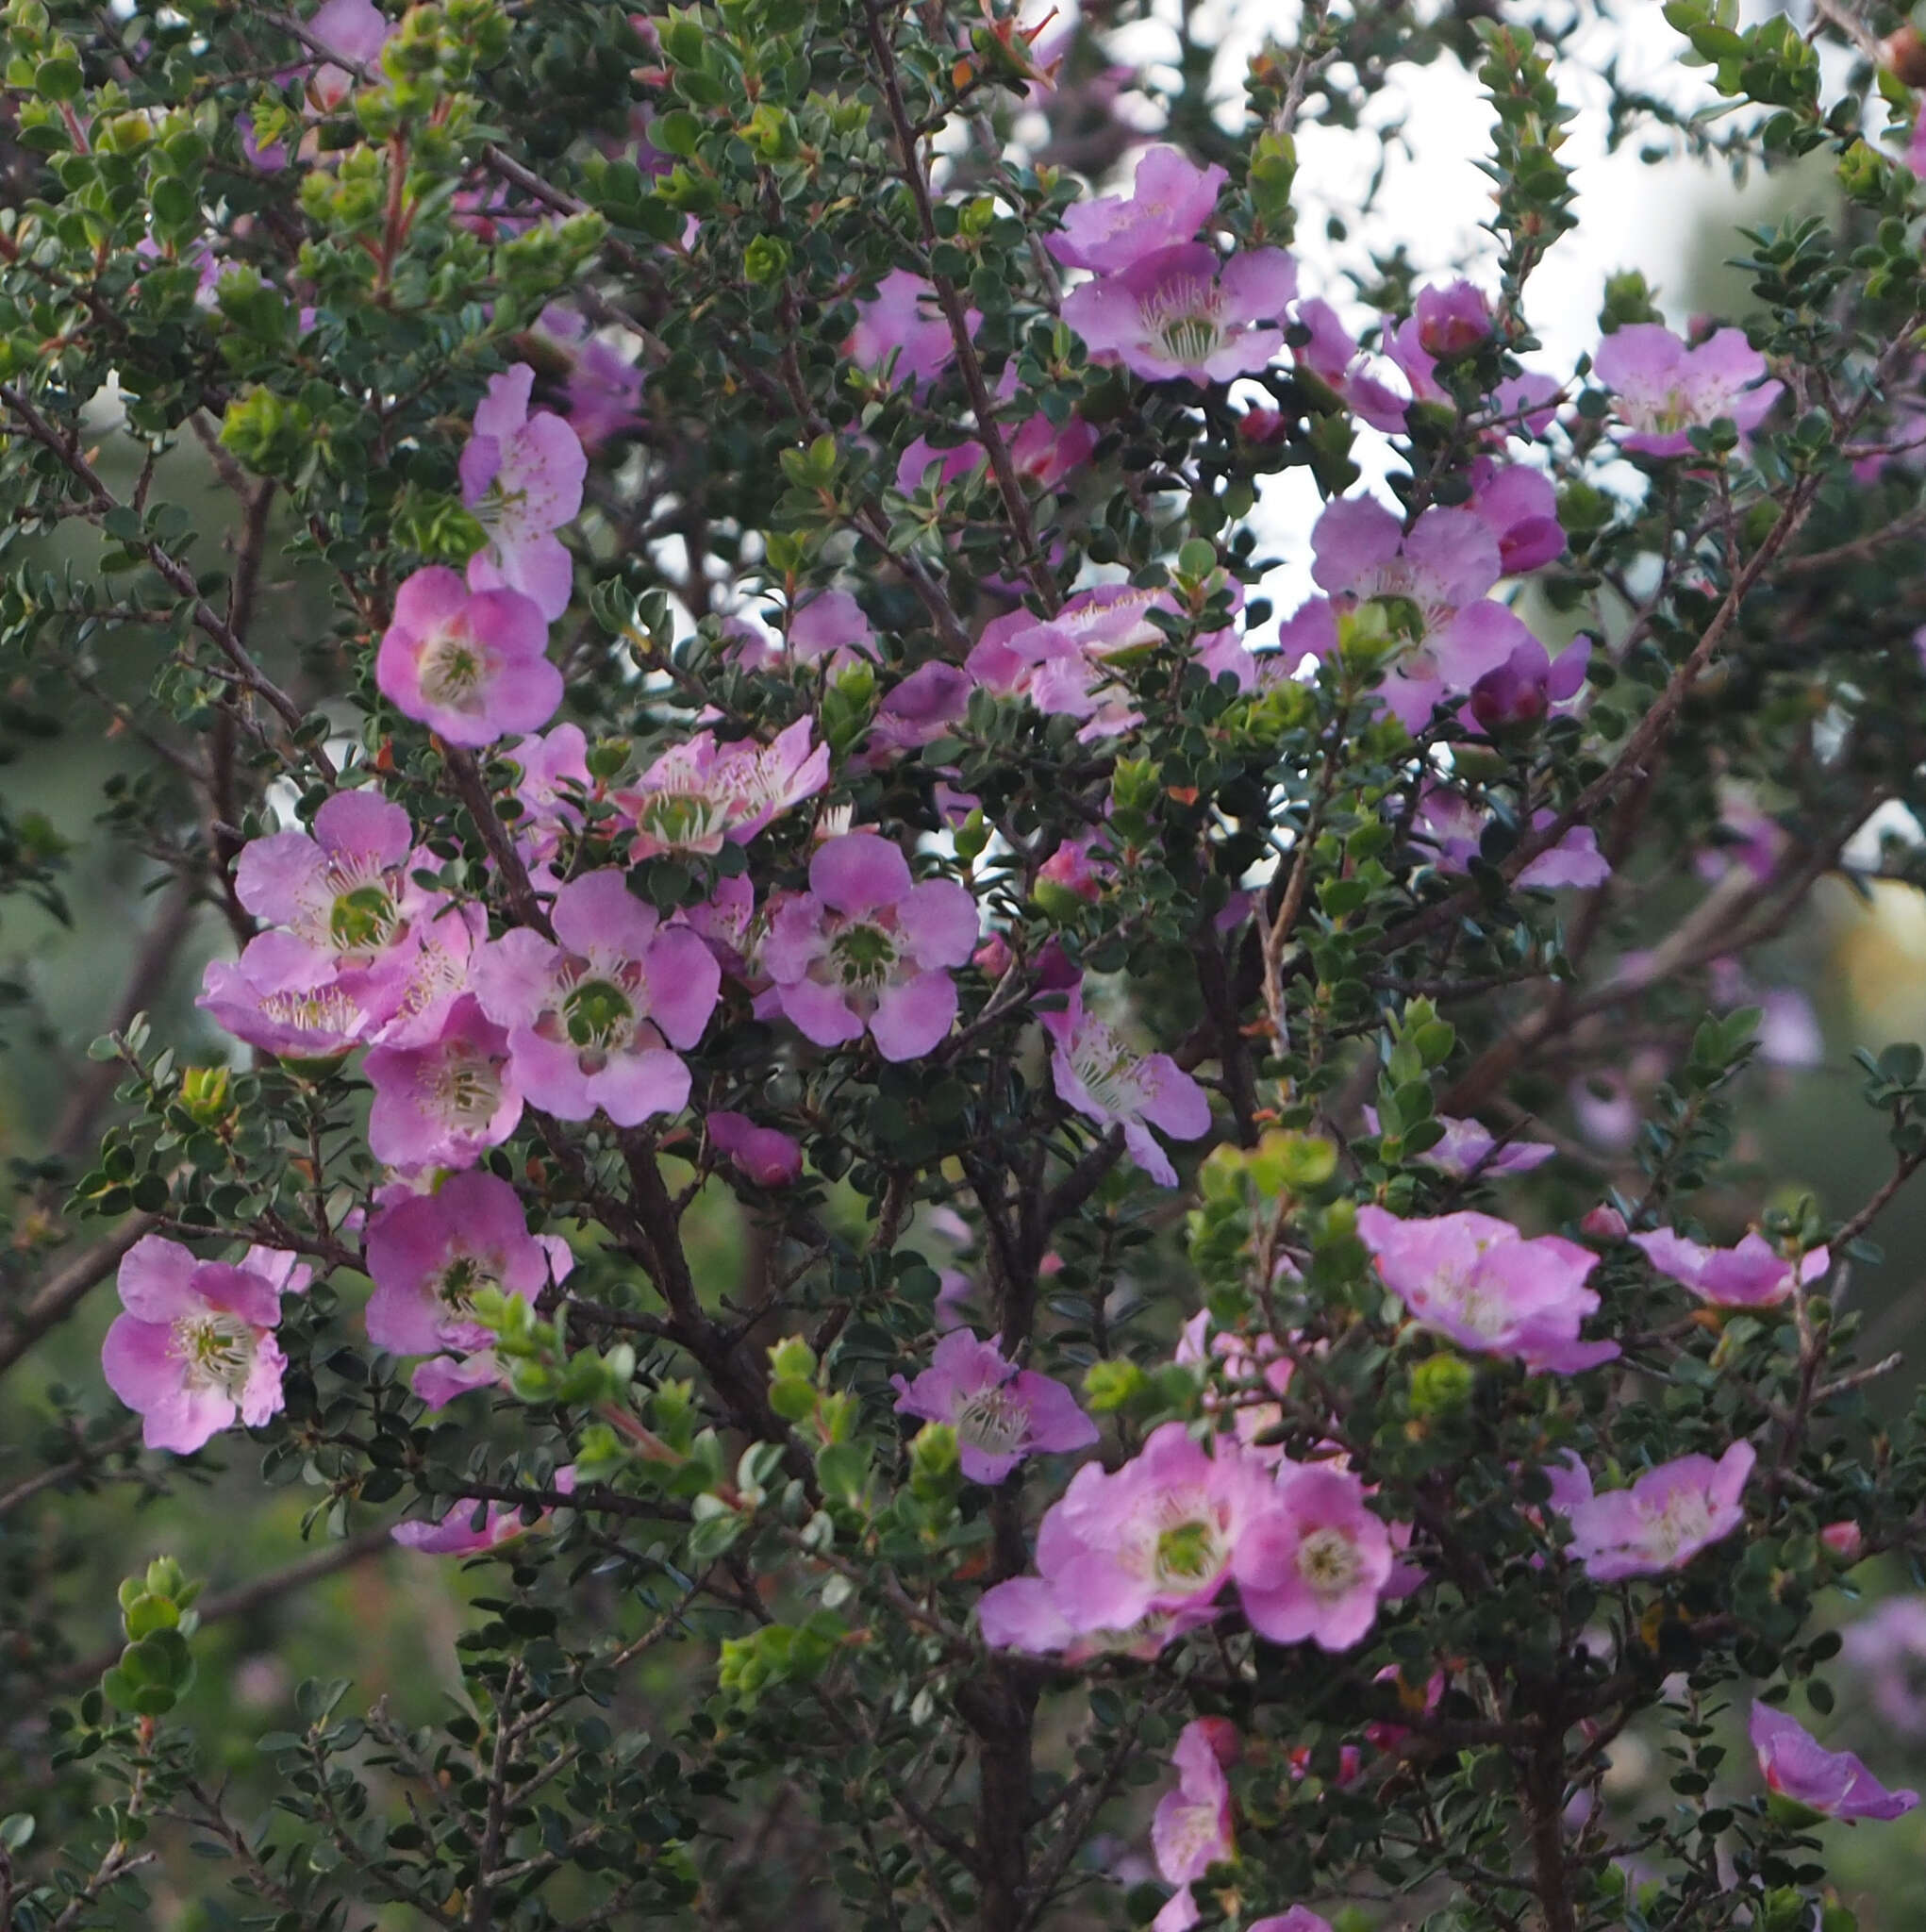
[1233,1461,1396,1651]
[1750,1702,1918,1820]
[376,568,561,748]
[1415,280,1493,358]
[847,270,972,389]
[534,306,644,452]
[1047,146,1226,274]
[1063,242,1297,386]
[506,721,591,887]
[234,791,422,975]
[195,957,379,1060]
[1309,496,1539,729]
[472,870,721,1124]
[1355,1207,1619,1374]
[1362,1108,1554,1178]
[1293,297,1409,433]
[1466,461,1565,575]
[762,833,978,1061]
[1249,1911,1336,1932]
[1629,1228,1828,1310]
[307,0,394,110]
[364,995,523,1171]
[1558,1442,1754,1581]
[1151,1717,1237,1931]
[1593,324,1782,458]
[890,1329,1097,1483]
[364,1170,566,1357]
[977,1422,1272,1646]
[970,582,1242,739]
[615,718,828,860]
[1042,980,1212,1186]
[1414,788,1609,892]
[410,1350,507,1410]
[706,1109,805,1187]
[1843,1598,1926,1732]
[102,1238,309,1453]
[1175,1311,1295,1453]
[868,661,972,759]
[459,363,588,622]
[1463,635,1588,735]
[394,1468,576,1555]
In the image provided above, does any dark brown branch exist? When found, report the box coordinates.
[0,1217,158,1378]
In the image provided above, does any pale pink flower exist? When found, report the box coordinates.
[1150,1717,1237,1932]
[1594,324,1782,458]
[616,717,828,860]
[1629,1228,1828,1310]
[1558,1442,1754,1581]
[394,1468,577,1555]
[1063,242,1296,387]
[1233,1461,1396,1651]
[1355,1207,1619,1374]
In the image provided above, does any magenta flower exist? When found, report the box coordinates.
[1559,1442,1754,1581]
[1463,635,1589,735]
[889,1329,1097,1483]
[1249,1912,1336,1932]
[102,1237,309,1454]
[867,661,972,760]
[1355,1207,1619,1374]
[1063,242,1297,387]
[376,567,561,748]
[1232,1461,1396,1651]
[847,270,971,388]
[1043,980,1211,1186]
[393,1469,576,1556]
[1594,324,1783,458]
[762,833,977,1062]
[1414,788,1609,892]
[1175,1310,1295,1454]
[1310,495,1539,730]
[364,995,523,1171]
[364,1170,563,1357]
[459,363,588,622]
[616,717,828,861]
[706,1109,805,1188]
[978,1422,1273,1644]
[1629,1228,1828,1310]
[473,870,721,1125]
[1750,1703,1918,1821]
[1047,146,1226,274]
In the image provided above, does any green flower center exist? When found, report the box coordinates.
[1154,1517,1220,1584]
[329,882,400,953]
[564,977,635,1049]
[421,627,489,708]
[832,922,897,986]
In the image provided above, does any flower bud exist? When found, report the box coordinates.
[1580,1204,1628,1241]
[1409,1352,1475,1418]
[1819,1520,1864,1566]
[909,1421,960,1500]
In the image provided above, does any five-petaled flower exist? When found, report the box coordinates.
[376,567,562,748]
[890,1329,1097,1483]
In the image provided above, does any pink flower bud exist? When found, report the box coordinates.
[1820,1521,1864,1565]
[1581,1205,1628,1241]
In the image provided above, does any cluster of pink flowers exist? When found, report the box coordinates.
[977,1422,1399,1659]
